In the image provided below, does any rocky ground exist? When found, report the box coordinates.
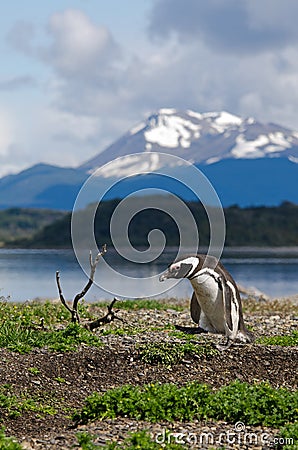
[0,296,297,449]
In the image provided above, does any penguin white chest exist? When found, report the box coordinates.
[190,273,225,332]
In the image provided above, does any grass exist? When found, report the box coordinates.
[77,430,185,450]
[0,321,103,353]
[73,380,298,428]
[257,330,298,346]
[0,300,104,353]
[28,367,40,375]
[0,384,63,419]
[0,297,297,353]
[278,422,298,449]
[0,428,23,450]
[138,341,218,366]
[0,297,297,448]
[0,298,183,351]
[94,298,185,311]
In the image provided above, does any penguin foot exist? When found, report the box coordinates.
[215,338,233,351]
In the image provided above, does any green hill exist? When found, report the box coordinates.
[0,208,66,246]
[4,199,298,248]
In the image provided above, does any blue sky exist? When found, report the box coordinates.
[1,0,298,176]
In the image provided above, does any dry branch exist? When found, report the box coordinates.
[56,244,107,324]
[84,298,124,331]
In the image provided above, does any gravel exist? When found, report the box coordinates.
[0,296,297,449]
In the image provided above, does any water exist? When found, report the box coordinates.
[0,247,298,302]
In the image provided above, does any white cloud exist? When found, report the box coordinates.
[43,9,121,80]
[45,109,99,141]
[3,3,298,179]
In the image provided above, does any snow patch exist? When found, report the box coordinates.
[186,109,203,120]
[98,154,162,178]
[205,157,221,165]
[215,111,243,127]
[231,134,270,158]
[144,114,200,148]
[92,152,190,178]
[201,112,219,119]
[211,111,243,134]
[264,145,284,153]
[130,122,146,135]
[268,132,291,148]
[289,155,298,164]
[181,138,191,148]
[158,108,177,115]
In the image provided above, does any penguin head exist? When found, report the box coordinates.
[159,256,200,281]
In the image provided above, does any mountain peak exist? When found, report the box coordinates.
[79,108,298,173]
[1,108,298,209]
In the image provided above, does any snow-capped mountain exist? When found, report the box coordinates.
[80,108,298,174]
[1,109,298,209]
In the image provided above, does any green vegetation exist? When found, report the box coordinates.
[278,422,298,449]
[98,298,184,311]
[260,331,298,346]
[77,430,185,450]
[28,367,40,375]
[0,299,182,352]
[0,428,23,450]
[0,321,102,353]
[0,301,102,353]
[4,199,298,247]
[138,341,218,366]
[73,380,298,427]
[9,214,71,248]
[0,207,65,246]
[257,330,298,346]
[0,384,60,419]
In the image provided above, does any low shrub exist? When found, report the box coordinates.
[73,380,298,428]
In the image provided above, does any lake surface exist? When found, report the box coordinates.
[0,247,298,302]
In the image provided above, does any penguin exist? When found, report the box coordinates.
[159,254,253,349]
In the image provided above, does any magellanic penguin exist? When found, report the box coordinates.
[159,254,253,349]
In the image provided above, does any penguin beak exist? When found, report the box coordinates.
[159,269,171,282]
[159,265,182,281]
[159,263,193,282]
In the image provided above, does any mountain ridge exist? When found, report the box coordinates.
[79,108,298,172]
[1,108,298,209]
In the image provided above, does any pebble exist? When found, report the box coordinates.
[5,297,298,449]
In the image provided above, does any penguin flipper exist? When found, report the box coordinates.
[190,291,201,324]
[220,278,239,341]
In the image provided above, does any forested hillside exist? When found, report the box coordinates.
[0,208,66,246]
[5,200,298,248]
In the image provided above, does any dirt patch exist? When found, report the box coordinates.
[0,298,297,449]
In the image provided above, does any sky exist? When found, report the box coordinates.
[1,0,298,177]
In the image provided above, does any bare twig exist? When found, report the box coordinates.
[84,298,124,331]
[56,244,107,323]
[56,271,72,314]
[72,245,107,321]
